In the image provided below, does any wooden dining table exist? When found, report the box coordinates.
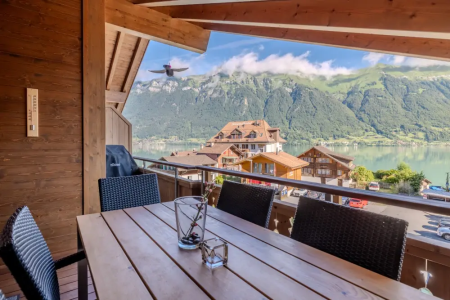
[76,201,438,300]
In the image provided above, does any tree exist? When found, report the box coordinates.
[215,175,224,185]
[351,166,374,184]
[409,171,425,193]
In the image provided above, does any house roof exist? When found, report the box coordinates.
[234,151,309,169]
[161,155,217,166]
[197,143,241,155]
[297,146,355,170]
[170,150,197,156]
[207,120,287,144]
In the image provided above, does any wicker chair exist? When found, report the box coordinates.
[0,206,86,300]
[98,173,161,212]
[216,181,275,228]
[290,196,408,280]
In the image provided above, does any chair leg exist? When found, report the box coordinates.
[77,230,88,300]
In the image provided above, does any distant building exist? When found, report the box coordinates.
[233,151,309,196]
[207,120,286,156]
[196,143,243,169]
[297,146,355,186]
[151,155,217,180]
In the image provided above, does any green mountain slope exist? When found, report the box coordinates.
[124,64,450,144]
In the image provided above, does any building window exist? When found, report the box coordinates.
[218,133,224,139]
[242,144,249,149]
[249,131,256,138]
[317,169,331,175]
[234,144,240,149]
[264,163,274,174]
[251,144,256,150]
[317,158,331,163]
[337,170,343,176]
[302,168,312,174]
[302,157,313,163]
[187,176,192,180]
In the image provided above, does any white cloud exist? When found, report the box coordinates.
[211,51,353,79]
[362,52,386,66]
[258,44,265,51]
[363,52,450,68]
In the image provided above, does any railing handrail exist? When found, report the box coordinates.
[133,156,198,170]
[134,156,450,215]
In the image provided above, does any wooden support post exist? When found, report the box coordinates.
[83,0,106,214]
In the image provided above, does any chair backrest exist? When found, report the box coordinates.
[291,197,408,280]
[0,206,59,300]
[217,181,275,228]
[98,173,161,212]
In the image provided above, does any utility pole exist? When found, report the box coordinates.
[446,172,449,192]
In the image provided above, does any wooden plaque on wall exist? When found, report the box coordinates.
[27,88,39,137]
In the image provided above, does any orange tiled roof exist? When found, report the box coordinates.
[234,151,309,169]
[208,120,287,144]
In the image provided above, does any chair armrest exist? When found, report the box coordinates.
[54,250,86,270]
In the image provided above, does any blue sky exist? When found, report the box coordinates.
[136,32,448,81]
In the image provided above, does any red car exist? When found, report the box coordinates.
[348,198,368,208]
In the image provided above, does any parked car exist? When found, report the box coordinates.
[347,198,368,209]
[439,218,450,228]
[292,188,307,197]
[437,227,450,241]
[368,182,380,191]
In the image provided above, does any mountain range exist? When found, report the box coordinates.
[123,64,450,144]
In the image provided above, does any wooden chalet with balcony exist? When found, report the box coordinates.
[208,120,286,156]
[297,146,355,186]
[196,143,242,169]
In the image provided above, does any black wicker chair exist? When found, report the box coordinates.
[0,206,86,300]
[98,173,161,212]
[216,180,275,228]
[290,196,408,280]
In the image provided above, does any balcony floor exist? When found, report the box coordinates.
[1,263,97,300]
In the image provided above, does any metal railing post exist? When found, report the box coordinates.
[174,168,178,199]
[201,170,205,195]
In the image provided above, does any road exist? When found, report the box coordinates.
[281,195,449,243]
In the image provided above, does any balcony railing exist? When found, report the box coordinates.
[134,156,450,300]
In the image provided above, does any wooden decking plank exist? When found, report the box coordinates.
[162,202,381,300]
[77,213,152,300]
[146,203,325,300]
[124,206,265,300]
[102,209,210,300]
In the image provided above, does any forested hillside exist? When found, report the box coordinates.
[124,64,450,144]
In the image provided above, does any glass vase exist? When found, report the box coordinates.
[175,196,207,250]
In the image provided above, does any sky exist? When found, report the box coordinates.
[135,32,450,82]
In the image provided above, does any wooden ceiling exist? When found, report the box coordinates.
[107,0,450,110]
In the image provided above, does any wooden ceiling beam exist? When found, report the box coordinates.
[153,0,450,39]
[105,0,210,53]
[195,22,450,61]
[106,31,125,90]
[132,0,275,8]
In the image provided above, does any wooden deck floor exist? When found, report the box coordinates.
[0,263,97,300]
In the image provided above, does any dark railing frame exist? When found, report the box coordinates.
[133,156,450,215]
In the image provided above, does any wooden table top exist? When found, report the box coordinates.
[77,202,438,300]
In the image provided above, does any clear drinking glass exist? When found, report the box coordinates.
[201,237,228,269]
[175,196,207,250]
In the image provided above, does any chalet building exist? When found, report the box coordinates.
[297,146,355,186]
[233,152,309,196]
[196,144,243,169]
[207,120,286,156]
[151,155,217,180]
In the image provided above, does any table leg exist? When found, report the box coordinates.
[78,230,88,300]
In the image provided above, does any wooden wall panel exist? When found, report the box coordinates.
[105,107,132,152]
[0,0,82,262]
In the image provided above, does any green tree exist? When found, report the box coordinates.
[215,175,224,185]
[351,166,374,184]
[409,171,425,193]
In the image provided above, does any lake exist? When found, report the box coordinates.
[133,143,450,186]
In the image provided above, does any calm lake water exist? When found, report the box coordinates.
[133,143,450,186]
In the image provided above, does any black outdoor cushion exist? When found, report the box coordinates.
[217,180,275,228]
[291,196,408,280]
[98,173,161,212]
